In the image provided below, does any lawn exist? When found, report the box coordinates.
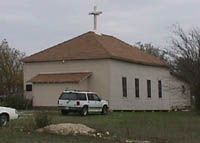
[0,111,200,143]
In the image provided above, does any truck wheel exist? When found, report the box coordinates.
[61,110,68,115]
[0,114,8,127]
[102,105,108,115]
[81,106,88,116]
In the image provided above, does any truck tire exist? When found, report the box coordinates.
[0,114,9,127]
[80,106,88,116]
[102,105,108,115]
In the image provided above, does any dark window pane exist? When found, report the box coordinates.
[182,85,185,94]
[77,93,87,101]
[93,94,100,101]
[135,78,139,98]
[87,94,94,101]
[122,77,127,97]
[26,84,32,92]
[158,80,162,98]
[59,93,77,100]
[147,80,151,98]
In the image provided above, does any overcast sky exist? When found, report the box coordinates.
[0,0,200,56]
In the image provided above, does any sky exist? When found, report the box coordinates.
[0,0,200,56]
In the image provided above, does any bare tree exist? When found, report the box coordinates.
[168,25,200,110]
[135,42,168,61]
[0,39,24,96]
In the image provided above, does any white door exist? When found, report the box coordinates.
[87,93,102,112]
[93,94,103,109]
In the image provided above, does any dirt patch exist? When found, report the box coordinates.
[36,123,95,136]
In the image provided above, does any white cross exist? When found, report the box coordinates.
[89,6,102,31]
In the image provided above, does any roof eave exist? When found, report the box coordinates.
[31,81,80,84]
[110,56,169,68]
[24,57,169,68]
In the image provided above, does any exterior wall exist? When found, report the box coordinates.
[168,77,191,110]
[32,80,88,107]
[24,59,191,109]
[24,59,110,107]
[109,60,190,110]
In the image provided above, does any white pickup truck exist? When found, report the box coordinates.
[0,106,19,126]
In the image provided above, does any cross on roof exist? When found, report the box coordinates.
[89,6,102,32]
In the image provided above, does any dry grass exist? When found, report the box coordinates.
[0,111,200,143]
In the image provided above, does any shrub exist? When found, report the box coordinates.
[195,95,200,112]
[3,95,32,110]
[0,101,4,106]
[34,111,52,128]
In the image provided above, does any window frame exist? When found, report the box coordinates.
[122,77,127,97]
[135,78,139,98]
[147,80,151,98]
[158,80,162,98]
[26,84,32,92]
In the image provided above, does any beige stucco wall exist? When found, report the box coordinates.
[109,60,190,110]
[32,80,88,107]
[24,59,110,107]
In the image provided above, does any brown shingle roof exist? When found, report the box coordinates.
[29,72,92,83]
[23,31,168,67]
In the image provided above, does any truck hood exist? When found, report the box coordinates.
[101,100,108,104]
[0,106,16,112]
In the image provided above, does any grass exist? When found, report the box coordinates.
[0,111,200,143]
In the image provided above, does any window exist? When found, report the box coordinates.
[87,94,101,101]
[182,85,185,94]
[93,94,101,101]
[87,94,94,101]
[122,77,127,97]
[77,93,87,101]
[59,93,77,100]
[135,78,139,98]
[158,80,162,98]
[147,80,151,98]
[26,84,32,92]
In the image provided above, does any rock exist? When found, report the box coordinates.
[105,131,110,135]
[97,132,101,136]
[125,139,134,143]
[125,140,151,143]
[134,141,151,143]
[36,123,95,136]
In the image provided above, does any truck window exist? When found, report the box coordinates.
[87,94,94,101]
[87,94,100,101]
[93,94,100,101]
[77,93,87,101]
[59,93,77,100]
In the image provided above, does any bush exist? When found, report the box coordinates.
[0,101,4,106]
[195,95,200,111]
[3,95,32,110]
[34,111,52,128]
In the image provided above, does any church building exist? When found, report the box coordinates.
[23,7,191,110]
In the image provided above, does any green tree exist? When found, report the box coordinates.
[0,39,24,96]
